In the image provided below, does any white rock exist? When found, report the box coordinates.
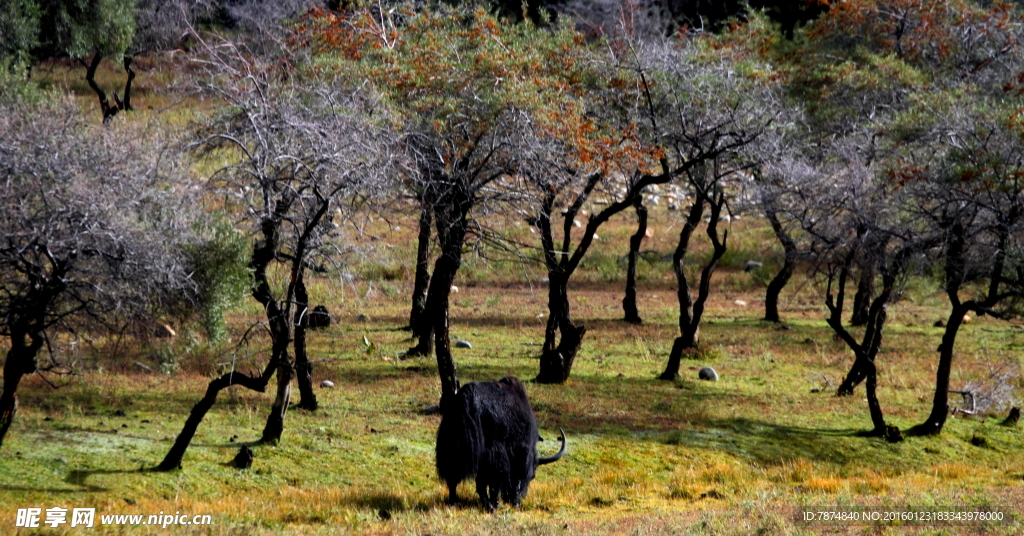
[455,340,473,349]
[733,300,747,307]
[450,285,459,293]
[320,380,335,388]
[573,219,582,228]
[698,367,719,381]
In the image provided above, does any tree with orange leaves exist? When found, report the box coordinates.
[301,2,613,395]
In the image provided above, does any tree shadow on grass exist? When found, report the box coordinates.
[63,468,142,492]
[336,491,445,516]
[668,418,865,466]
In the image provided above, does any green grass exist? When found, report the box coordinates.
[4,254,1024,535]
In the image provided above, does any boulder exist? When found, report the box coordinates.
[698,367,718,381]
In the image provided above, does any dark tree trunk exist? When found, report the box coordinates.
[824,244,896,436]
[537,272,586,384]
[913,303,970,435]
[427,251,461,398]
[661,192,728,381]
[660,200,704,380]
[121,56,135,111]
[408,201,432,333]
[862,356,885,436]
[156,370,270,470]
[622,196,648,324]
[911,221,974,436]
[850,264,875,326]
[422,192,471,399]
[84,52,134,124]
[260,359,293,443]
[836,358,867,397]
[293,279,318,411]
[0,334,40,448]
[763,207,796,323]
[407,209,436,356]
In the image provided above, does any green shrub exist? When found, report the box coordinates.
[183,215,250,345]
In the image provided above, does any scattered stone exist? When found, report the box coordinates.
[963,314,972,324]
[308,305,331,329]
[644,228,654,238]
[320,380,335,388]
[743,261,763,272]
[668,203,679,211]
[233,446,254,469]
[536,313,545,319]
[357,314,370,322]
[573,219,582,228]
[593,233,600,240]
[420,405,441,415]
[934,319,945,327]
[450,285,459,293]
[1002,407,1021,426]
[698,367,719,381]
[540,277,550,283]
[114,409,126,417]
[454,340,473,349]
[719,214,731,223]
[56,458,68,464]
[134,362,153,372]
[733,300,747,307]
[229,435,238,442]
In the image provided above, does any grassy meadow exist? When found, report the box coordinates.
[5,58,1024,536]
[4,199,1024,535]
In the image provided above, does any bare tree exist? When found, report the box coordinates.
[616,37,777,380]
[157,33,391,470]
[0,90,200,448]
[907,108,1024,436]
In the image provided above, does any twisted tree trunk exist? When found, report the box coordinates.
[408,201,432,334]
[622,196,648,324]
[662,193,728,381]
[293,279,318,411]
[763,206,796,323]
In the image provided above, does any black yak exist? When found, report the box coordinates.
[435,376,566,510]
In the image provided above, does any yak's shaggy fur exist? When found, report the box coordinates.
[436,376,565,510]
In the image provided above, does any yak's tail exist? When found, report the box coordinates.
[436,386,484,483]
[538,428,567,465]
